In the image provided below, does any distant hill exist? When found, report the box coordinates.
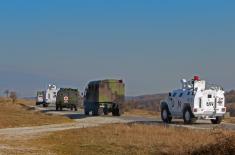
[225,90,235,116]
[124,90,235,115]
[124,93,167,112]
[225,90,235,103]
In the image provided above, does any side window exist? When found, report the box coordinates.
[179,93,183,97]
[208,94,212,98]
[173,93,177,97]
[187,92,190,95]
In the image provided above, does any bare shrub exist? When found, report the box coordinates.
[9,91,17,103]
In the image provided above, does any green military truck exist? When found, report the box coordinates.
[84,79,125,116]
[56,88,82,111]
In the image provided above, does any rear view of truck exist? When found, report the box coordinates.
[56,88,82,111]
[84,79,125,116]
[36,91,45,105]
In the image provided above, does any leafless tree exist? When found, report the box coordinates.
[9,91,17,103]
[4,90,9,98]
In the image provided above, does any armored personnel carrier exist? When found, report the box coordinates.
[83,79,125,116]
[36,84,59,107]
[56,88,82,111]
[161,76,226,124]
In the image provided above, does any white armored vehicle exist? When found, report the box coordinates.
[160,76,226,124]
[36,84,60,107]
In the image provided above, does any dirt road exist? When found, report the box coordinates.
[0,116,130,139]
[0,105,234,139]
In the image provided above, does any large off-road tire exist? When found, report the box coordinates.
[85,110,89,116]
[59,106,63,111]
[74,106,78,111]
[161,105,172,123]
[84,106,90,115]
[183,107,195,124]
[112,107,117,116]
[211,116,223,124]
[112,104,120,116]
[103,105,108,115]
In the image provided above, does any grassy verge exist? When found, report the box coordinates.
[224,117,235,124]
[15,124,233,155]
[0,97,73,129]
[124,109,160,117]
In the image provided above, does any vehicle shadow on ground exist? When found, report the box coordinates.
[64,113,89,119]
[34,107,89,120]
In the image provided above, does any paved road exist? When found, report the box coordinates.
[34,105,235,131]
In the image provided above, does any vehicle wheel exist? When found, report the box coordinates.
[112,103,120,116]
[70,107,73,111]
[112,108,117,116]
[211,116,223,124]
[112,108,120,116]
[85,109,89,115]
[74,106,78,111]
[183,107,194,124]
[116,107,120,116]
[103,106,108,115]
[161,106,172,123]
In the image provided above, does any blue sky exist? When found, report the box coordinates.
[0,0,235,97]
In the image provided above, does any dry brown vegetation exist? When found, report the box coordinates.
[0,97,73,129]
[124,94,166,112]
[124,109,160,117]
[9,124,232,155]
[224,117,235,124]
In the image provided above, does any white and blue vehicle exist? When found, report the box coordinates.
[36,84,60,107]
[161,76,226,124]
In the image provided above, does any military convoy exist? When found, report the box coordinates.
[36,76,227,124]
[83,79,125,116]
[36,79,125,116]
[161,76,226,124]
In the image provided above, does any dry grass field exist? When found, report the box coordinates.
[224,117,235,124]
[124,109,160,117]
[0,97,73,128]
[4,124,231,155]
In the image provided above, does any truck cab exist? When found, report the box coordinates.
[161,76,226,124]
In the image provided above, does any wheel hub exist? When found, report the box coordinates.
[163,109,168,119]
[185,111,190,121]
